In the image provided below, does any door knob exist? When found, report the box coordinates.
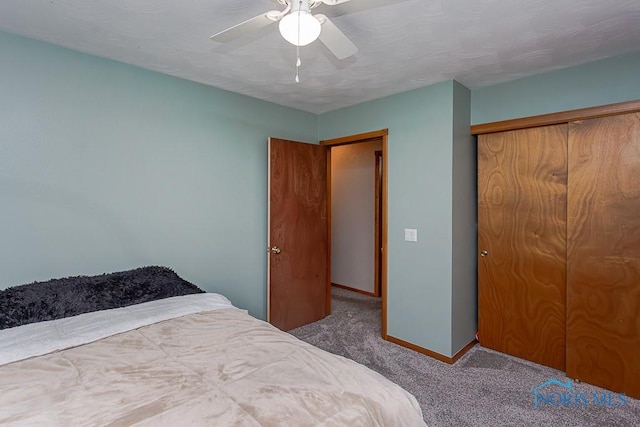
[480,250,488,257]
[270,246,281,254]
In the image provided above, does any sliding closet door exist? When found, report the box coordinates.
[478,124,567,370]
[567,112,640,399]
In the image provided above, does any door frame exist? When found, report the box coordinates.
[374,150,382,298]
[320,129,389,338]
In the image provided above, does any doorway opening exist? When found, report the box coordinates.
[321,129,388,338]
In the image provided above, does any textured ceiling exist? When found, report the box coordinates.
[1,0,639,114]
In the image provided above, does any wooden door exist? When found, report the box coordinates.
[478,125,567,370]
[566,112,640,399]
[268,137,328,331]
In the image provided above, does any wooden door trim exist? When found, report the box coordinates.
[381,134,388,339]
[320,129,388,146]
[471,99,640,135]
[325,148,332,316]
[267,138,273,323]
[324,131,389,339]
[374,150,382,298]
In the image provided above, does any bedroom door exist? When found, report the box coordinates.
[268,137,328,331]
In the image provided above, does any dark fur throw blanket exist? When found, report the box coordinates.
[0,266,204,330]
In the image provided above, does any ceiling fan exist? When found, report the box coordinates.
[210,0,358,61]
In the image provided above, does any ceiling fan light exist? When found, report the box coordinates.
[279,11,321,47]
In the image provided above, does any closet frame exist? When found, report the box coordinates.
[472,99,640,400]
[471,100,640,135]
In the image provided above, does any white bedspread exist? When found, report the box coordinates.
[0,294,426,426]
[0,293,233,366]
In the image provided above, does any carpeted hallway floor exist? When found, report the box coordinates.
[289,287,640,427]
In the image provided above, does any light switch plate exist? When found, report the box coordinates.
[404,228,418,242]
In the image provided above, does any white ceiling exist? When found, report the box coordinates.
[1,0,639,114]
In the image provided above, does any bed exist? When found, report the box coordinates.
[0,267,426,426]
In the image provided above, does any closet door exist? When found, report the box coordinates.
[478,124,567,370]
[567,112,640,399]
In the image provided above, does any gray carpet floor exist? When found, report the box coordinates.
[289,287,640,427]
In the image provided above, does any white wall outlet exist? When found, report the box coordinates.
[404,228,418,242]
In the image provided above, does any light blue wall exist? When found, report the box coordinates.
[0,32,317,320]
[6,27,636,361]
[471,53,640,124]
[451,81,477,355]
[320,81,473,357]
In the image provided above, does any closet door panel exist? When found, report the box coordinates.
[478,124,567,370]
[567,112,640,399]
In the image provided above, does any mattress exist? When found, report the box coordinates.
[0,294,426,426]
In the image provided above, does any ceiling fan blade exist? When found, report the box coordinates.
[320,0,354,4]
[316,14,357,60]
[210,12,280,43]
